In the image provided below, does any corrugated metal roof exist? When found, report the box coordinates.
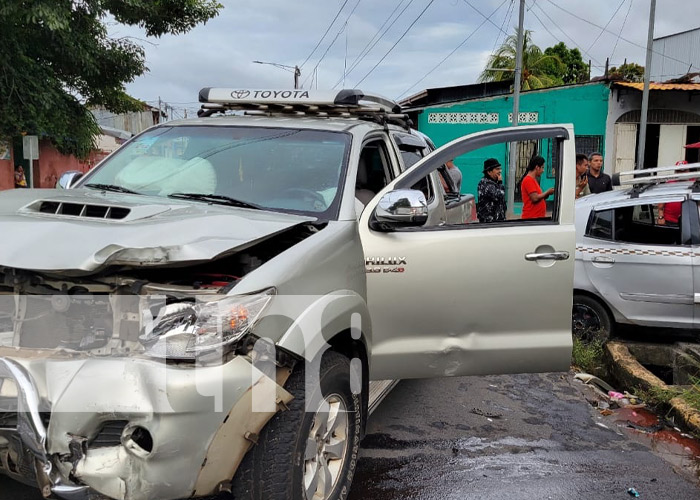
[613,81,700,91]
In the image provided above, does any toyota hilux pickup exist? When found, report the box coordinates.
[0,89,575,500]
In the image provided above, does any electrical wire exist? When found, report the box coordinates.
[332,0,416,89]
[354,0,435,87]
[585,0,626,54]
[527,0,560,45]
[544,0,698,71]
[397,0,511,100]
[611,0,634,62]
[532,1,602,66]
[462,0,509,36]
[299,0,350,70]
[301,0,363,88]
[490,0,516,57]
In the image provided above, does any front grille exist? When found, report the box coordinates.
[91,420,128,448]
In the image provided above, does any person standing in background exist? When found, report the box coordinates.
[476,158,506,222]
[575,153,590,199]
[586,152,612,193]
[521,156,554,219]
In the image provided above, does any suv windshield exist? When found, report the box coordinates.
[81,125,351,218]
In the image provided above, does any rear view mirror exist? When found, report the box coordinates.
[371,189,428,231]
[56,171,83,189]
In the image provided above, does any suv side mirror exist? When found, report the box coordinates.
[56,171,83,189]
[371,189,428,231]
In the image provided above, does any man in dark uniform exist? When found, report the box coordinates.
[476,158,506,222]
[586,152,612,193]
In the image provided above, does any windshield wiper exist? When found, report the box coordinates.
[167,192,261,210]
[85,183,141,195]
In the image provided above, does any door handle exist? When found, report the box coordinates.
[592,256,615,264]
[524,251,570,261]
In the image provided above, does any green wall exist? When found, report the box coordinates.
[416,82,610,212]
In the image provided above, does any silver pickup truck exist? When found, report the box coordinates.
[0,89,575,500]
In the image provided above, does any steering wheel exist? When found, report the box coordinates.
[281,188,327,211]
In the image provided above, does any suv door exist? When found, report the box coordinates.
[360,125,575,380]
[689,196,700,327]
[580,197,694,329]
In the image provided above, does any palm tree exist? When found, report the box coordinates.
[479,30,564,90]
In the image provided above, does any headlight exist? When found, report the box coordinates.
[140,289,274,360]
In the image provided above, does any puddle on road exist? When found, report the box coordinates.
[604,406,700,481]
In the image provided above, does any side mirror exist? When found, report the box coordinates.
[56,171,83,189]
[371,189,428,231]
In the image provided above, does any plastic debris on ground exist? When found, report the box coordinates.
[627,487,640,497]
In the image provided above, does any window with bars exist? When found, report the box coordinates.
[513,140,539,199]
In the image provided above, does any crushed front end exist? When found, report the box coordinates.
[0,266,294,500]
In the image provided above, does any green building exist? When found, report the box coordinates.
[401,81,610,213]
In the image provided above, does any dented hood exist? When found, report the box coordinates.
[0,188,314,273]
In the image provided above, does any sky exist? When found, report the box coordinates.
[111,0,700,118]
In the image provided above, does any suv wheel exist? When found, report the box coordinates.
[231,351,361,500]
[572,294,612,342]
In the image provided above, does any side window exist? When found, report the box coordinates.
[356,139,393,206]
[586,209,613,240]
[588,204,683,245]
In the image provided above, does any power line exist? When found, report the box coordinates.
[585,0,626,54]
[397,0,511,100]
[490,0,516,56]
[333,0,416,89]
[462,0,509,36]
[527,0,560,45]
[299,0,350,70]
[301,0,363,88]
[611,0,634,62]
[532,1,602,66]
[544,0,698,71]
[354,0,435,87]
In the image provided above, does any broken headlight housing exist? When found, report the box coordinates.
[140,289,274,360]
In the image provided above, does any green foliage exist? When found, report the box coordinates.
[479,29,565,90]
[0,0,222,158]
[571,337,606,376]
[609,62,645,82]
[543,42,589,84]
[679,376,700,412]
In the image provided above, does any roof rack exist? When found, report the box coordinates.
[612,162,700,197]
[196,88,410,128]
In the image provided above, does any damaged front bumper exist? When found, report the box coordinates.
[0,352,292,500]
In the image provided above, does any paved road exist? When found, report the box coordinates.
[2,372,699,499]
[348,372,700,500]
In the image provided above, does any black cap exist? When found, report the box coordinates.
[483,158,501,173]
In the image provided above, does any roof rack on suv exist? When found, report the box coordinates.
[196,88,410,128]
[612,162,700,197]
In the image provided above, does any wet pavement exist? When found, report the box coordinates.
[347,372,700,500]
[1,372,699,499]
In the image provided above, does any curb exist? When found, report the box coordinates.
[605,341,700,435]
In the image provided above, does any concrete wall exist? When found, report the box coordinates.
[416,82,610,204]
[605,87,700,169]
[0,140,15,190]
[32,140,108,188]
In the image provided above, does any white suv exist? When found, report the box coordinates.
[573,163,700,339]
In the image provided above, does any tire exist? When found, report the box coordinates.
[231,351,362,500]
[572,294,612,343]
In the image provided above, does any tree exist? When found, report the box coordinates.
[479,30,564,90]
[608,62,645,82]
[0,1,222,158]
[543,42,589,84]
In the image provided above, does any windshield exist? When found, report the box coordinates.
[80,125,351,217]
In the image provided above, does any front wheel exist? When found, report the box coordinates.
[572,294,612,343]
[231,351,362,500]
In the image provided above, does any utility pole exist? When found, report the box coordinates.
[637,0,656,170]
[506,0,526,218]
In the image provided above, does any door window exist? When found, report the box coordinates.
[586,202,684,245]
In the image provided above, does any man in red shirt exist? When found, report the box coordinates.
[658,160,692,225]
[521,155,554,219]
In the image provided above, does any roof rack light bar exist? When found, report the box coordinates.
[198,88,401,113]
[612,162,700,186]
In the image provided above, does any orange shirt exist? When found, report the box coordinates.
[521,175,545,219]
